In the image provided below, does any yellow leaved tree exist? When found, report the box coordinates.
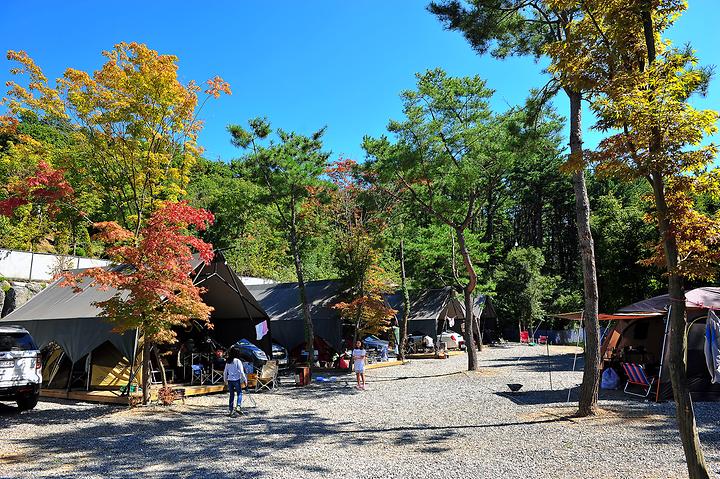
[546,2,719,477]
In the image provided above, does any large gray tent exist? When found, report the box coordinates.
[0,252,271,366]
[247,280,346,351]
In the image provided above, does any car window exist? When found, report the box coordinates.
[0,332,37,351]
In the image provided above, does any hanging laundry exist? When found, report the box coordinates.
[255,320,269,340]
[705,310,720,384]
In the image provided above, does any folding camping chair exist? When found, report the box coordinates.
[621,362,656,398]
[190,364,207,385]
[519,331,530,344]
[255,360,279,392]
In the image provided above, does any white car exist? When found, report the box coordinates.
[438,331,465,350]
[0,326,42,410]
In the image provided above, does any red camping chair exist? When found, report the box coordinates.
[519,331,530,344]
[537,335,548,345]
[621,362,656,398]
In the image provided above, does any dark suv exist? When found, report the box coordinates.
[0,326,42,410]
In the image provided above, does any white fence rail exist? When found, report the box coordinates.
[0,249,111,282]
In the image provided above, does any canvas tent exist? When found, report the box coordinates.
[247,280,346,351]
[386,287,497,341]
[0,252,270,390]
[600,287,720,401]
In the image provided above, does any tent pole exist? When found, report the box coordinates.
[655,305,672,402]
[567,312,583,403]
[124,329,140,397]
[86,350,92,391]
[66,359,74,392]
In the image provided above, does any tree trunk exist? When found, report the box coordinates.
[474,313,483,352]
[565,89,601,417]
[153,346,168,388]
[352,276,366,349]
[399,236,410,362]
[456,228,478,371]
[142,338,151,405]
[638,5,709,472]
[650,173,710,478]
[290,217,315,366]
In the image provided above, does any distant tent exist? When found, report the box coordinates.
[247,280,346,351]
[386,287,497,340]
[0,252,270,390]
[601,287,720,401]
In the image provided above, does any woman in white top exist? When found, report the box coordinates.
[223,348,247,417]
[352,340,367,390]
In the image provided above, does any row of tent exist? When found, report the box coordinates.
[247,280,498,352]
[0,253,497,391]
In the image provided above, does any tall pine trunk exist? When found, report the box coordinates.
[567,89,601,417]
[290,209,315,366]
[399,236,410,362]
[456,228,478,371]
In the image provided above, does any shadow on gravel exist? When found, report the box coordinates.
[8,403,483,478]
[482,352,584,373]
[367,371,466,382]
[494,389,579,406]
[0,398,122,424]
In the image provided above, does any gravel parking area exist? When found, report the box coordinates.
[1,343,719,479]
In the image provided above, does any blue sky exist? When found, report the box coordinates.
[1,1,718,162]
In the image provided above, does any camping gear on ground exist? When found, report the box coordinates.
[621,362,656,398]
[519,331,529,344]
[338,355,349,370]
[295,365,310,386]
[255,360,279,391]
[705,311,720,384]
[601,367,620,389]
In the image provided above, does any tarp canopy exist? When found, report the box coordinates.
[618,287,720,313]
[247,280,347,350]
[550,312,663,321]
[0,252,271,361]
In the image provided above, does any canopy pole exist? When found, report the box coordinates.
[567,312,583,403]
[655,305,672,402]
[545,320,553,390]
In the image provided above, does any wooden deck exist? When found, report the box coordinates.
[40,383,228,405]
[405,350,465,360]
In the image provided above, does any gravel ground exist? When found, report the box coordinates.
[1,343,719,479]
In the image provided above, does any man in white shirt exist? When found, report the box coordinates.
[223,349,247,417]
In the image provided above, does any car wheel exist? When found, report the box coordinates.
[17,392,39,411]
